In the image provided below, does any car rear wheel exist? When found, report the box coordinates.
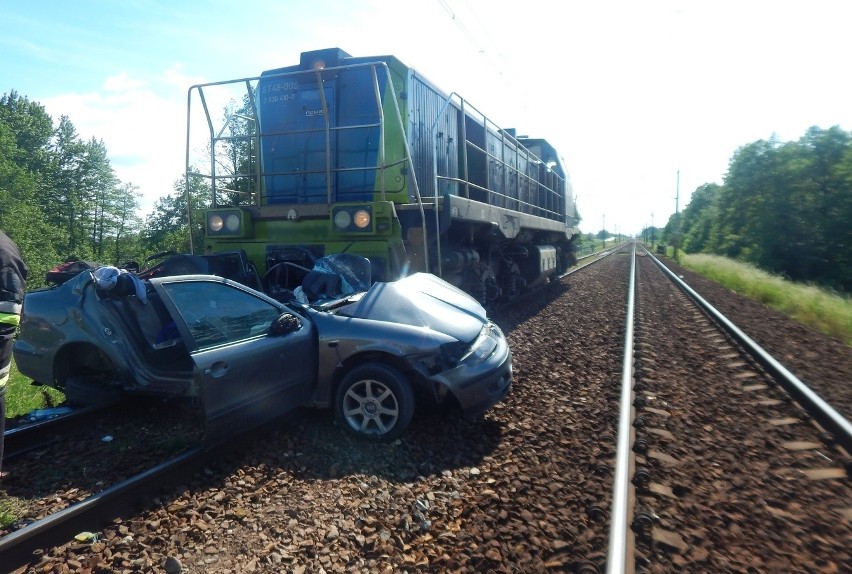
[334,363,414,441]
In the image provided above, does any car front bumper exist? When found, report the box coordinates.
[429,341,512,419]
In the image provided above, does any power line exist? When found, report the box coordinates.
[435,0,524,104]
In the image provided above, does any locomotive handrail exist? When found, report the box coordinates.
[430,92,462,278]
[430,92,567,219]
[186,61,423,206]
[219,120,383,141]
[434,175,563,221]
[371,63,428,270]
[314,67,333,204]
[204,107,388,204]
[207,117,388,202]
[462,138,565,222]
[370,65,386,200]
[429,90,569,277]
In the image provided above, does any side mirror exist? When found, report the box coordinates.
[269,312,302,336]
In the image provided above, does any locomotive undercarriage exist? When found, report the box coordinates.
[436,225,568,307]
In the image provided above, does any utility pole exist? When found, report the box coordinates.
[651,212,655,245]
[676,171,681,257]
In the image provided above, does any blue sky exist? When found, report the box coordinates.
[3,0,851,235]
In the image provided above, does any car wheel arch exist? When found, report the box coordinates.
[331,351,420,397]
[53,342,116,389]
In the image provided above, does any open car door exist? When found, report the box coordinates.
[150,276,317,445]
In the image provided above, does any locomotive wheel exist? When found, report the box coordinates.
[334,363,415,441]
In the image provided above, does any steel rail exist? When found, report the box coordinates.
[606,243,637,574]
[0,412,303,572]
[0,447,206,570]
[558,243,624,279]
[3,401,125,460]
[645,247,852,453]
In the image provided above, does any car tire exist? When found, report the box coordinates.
[334,363,414,441]
[63,376,124,407]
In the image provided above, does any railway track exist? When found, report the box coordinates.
[607,245,850,572]
[0,247,848,573]
[3,402,126,462]
[0,401,310,569]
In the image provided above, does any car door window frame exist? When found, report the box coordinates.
[154,278,284,352]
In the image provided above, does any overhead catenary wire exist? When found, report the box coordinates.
[434,0,532,119]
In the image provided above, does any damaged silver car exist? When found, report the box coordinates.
[13,255,512,441]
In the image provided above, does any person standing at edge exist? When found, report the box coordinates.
[0,230,28,477]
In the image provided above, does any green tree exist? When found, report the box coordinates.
[790,126,852,289]
[48,115,90,258]
[679,183,720,253]
[107,182,144,266]
[0,91,53,174]
[680,126,852,291]
[143,175,210,256]
[2,92,149,282]
[710,137,779,261]
[0,95,60,286]
[46,119,142,264]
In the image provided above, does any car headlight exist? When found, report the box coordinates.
[459,323,500,365]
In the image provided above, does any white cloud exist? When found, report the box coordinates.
[102,72,147,93]
[41,65,193,215]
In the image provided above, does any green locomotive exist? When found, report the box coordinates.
[187,48,579,305]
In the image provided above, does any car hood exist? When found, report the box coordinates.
[337,273,488,342]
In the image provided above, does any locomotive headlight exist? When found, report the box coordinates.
[225,213,241,232]
[209,214,224,232]
[332,205,373,233]
[353,209,371,229]
[333,210,352,230]
[206,210,246,236]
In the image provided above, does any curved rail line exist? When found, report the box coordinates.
[605,243,851,573]
[646,248,852,453]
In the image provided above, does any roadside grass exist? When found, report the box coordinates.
[5,359,65,420]
[3,362,61,529]
[678,253,852,345]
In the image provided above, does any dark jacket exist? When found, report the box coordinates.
[0,231,28,332]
